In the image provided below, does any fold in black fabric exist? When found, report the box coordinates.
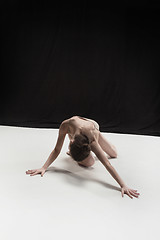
[1,2,160,136]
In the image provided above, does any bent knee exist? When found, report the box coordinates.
[78,155,95,167]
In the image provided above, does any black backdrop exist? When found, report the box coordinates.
[1,1,160,136]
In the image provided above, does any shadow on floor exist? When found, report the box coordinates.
[47,165,120,193]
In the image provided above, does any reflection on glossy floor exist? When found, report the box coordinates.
[0,125,160,240]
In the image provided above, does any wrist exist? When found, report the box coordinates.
[42,166,47,171]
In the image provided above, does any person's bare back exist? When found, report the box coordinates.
[67,116,99,142]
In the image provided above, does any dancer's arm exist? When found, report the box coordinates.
[42,120,68,169]
[91,141,140,199]
[26,120,68,176]
[91,141,126,187]
[98,132,117,158]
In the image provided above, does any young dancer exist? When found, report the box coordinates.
[26,116,140,199]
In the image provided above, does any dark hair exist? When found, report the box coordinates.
[70,134,91,162]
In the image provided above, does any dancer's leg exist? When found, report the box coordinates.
[78,152,95,167]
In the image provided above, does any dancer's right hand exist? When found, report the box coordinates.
[26,167,46,177]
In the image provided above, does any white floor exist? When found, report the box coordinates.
[0,125,160,240]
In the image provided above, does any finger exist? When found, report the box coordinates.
[27,170,36,173]
[131,191,139,197]
[30,172,38,176]
[131,189,138,193]
[129,190,139,198]
[130,189,140,195]
[41,171,44,177]
[121,188,124,197]
[26,170,35,174]
[131,190,140,195]
[127,190,133,199]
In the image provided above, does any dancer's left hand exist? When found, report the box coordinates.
[121,186,140,199]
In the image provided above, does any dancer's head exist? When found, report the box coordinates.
[70,133,91,162]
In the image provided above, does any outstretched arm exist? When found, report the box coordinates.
[91,140,140,199]
[98,132,117,158]
[42,120,68,169]
[26,120,68,176]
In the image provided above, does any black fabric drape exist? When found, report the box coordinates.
[1,2,160,136]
